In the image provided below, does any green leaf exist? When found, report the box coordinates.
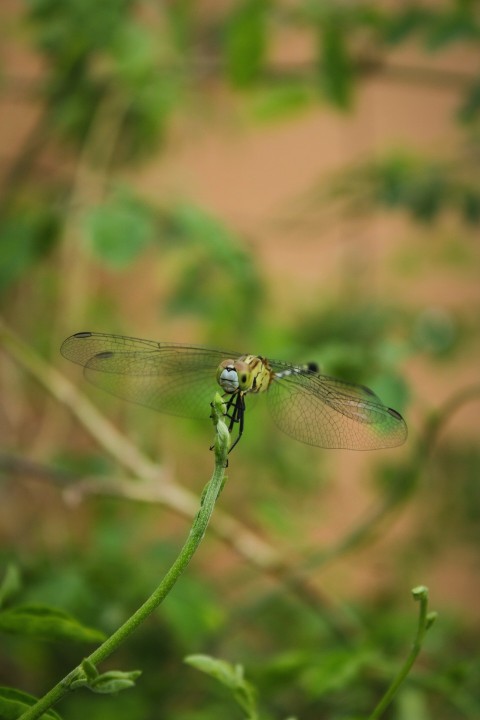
[396,686,430,720]
[83,195,155,269]
[409,172,446,222]
[0,604,106,643]
[185,655,258,718]
[0,208,59,291]
[110,23,156,84]
[425,10,478,50]
[461,186,480,224]
[224,0,269,87]
[166,0,193,54]
[159,202,262,330]
[382,7,432,45]
[300,649,373,697]
[249,81,314,122]
[0,565,21,608]
[185,654,245,690]
[318,16,354,109]
[0,219,37,290]
[458,79,480,123]
[0,686,62,720]
[73,669,142,694]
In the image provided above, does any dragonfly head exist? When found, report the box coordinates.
[217,359,251,394]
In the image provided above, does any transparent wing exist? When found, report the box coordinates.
[61,332,241,420]
[266,365,407,450]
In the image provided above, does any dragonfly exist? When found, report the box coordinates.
[61,332,407,452]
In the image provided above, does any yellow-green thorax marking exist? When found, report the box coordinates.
[216,355,272,396]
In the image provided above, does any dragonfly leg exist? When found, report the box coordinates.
[210,392,245,453]
[228,393,245,453]
[223,393,239,431]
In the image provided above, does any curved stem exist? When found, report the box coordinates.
[367,586,437,720]
[17,395,229,720]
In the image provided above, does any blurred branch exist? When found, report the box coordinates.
[0,454,76,486]
[345,53,476,90]
[0,317,358,643]
[421,384,480,455]
[1,52,474,100]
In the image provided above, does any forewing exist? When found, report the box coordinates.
[267,368,407,450]
[61,332,240,420]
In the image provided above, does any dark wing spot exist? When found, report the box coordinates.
[95,351,114,359]
[357,383,377,397]
[387,407,404,420]
[306,362,319,373]
[74,331,93,338]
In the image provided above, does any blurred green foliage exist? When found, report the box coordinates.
[26,0,175,163]
[1,1,480,719]
[0,201,60,291]
[321,150,480,226]
[224,0,270,87]
[83,191,155,269]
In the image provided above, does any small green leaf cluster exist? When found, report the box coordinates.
[26,0,176,163]
[185,655,258,720]
[157,202,262,335]
[70,660,141,694]
[220,0,480,118]
[327,151,480,226]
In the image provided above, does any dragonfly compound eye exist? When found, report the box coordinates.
[217,361,239,393]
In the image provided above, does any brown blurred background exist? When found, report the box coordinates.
[1,2,479,719]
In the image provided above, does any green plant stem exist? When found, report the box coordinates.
[367,586,437,720]
[18,395,230,720]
